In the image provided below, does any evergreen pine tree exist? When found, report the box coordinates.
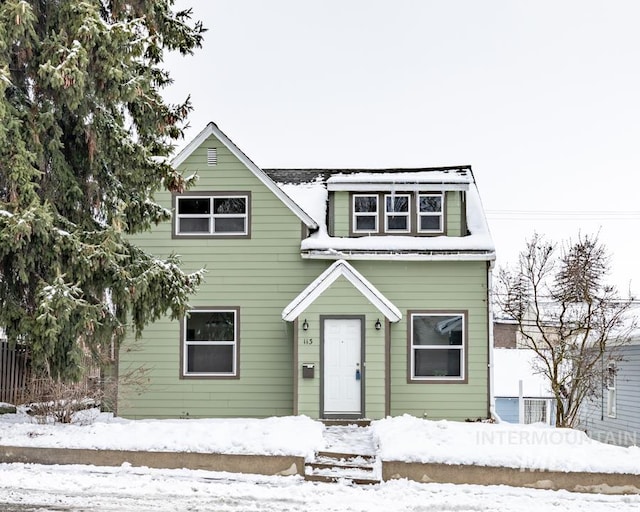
[0,1,206,380]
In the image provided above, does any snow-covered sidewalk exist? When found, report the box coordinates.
[2,463,640,512]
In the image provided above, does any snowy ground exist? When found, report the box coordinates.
[2,463,640,512]
[1,409,638,474]
[1,409,640,510]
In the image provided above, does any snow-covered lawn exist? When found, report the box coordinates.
[374,415,640,474]
[1,409,638,474]
[1,410,640,510]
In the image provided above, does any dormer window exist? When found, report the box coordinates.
[349,191,445,236]
[385,194,411,233]
[353,194,378,233]
[418,193,443,233]
[350,192,445,236]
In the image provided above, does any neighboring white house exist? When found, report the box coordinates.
[493,347,556,425]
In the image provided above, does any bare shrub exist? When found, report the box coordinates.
[22,366,149,424]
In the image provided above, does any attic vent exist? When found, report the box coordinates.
[207,148,218,166]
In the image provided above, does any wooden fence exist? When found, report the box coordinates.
[1,339,103,411]
[0,340,30,405]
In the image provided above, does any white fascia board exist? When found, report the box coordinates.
[300,251,496,262]
[327,182,469,192]
[282,260,402,322]
[171,123,318,230]
[171,123,214,168]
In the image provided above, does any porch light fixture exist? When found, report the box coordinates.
[375,318,382,330]
[302,319,309,331]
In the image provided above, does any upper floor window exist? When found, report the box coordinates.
[349,191,445,236]
[409,311,466,382]
[174,193,250,238]
[418,193,443,233]
[353,194,378,233]
[182,308,239,378]
[385,194,411,233]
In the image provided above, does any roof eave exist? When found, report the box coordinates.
[300,250,497,261]
[327,182,470,192]
[171,123,319,230]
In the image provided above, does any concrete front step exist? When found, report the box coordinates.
[304,450,380,485]
[304,473,380,485]
[320,419,371,427]
[314,451,376,467]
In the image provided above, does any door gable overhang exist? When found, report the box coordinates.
[282,260,402,323]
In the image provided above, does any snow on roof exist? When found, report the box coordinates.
[172,124,493,258]
[278,178,327,229]
[274,168,495,259]
[172,123,319,230]
[326,168,472,188]
[493,348,553,397]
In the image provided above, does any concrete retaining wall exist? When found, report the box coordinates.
[2,445,639,494]
[383,461,640,495]
[0,445,304,477]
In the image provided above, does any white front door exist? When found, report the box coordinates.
[323,318,362,417]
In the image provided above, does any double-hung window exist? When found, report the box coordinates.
[183,309,239,377]
[353,194,378,233]
[417,193,443,233]
[175,193,249,237]
[349,191,447,236]
[385,193,411,233]
[410,311,465,381]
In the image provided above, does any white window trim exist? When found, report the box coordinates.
[384,193,411,233]
[183,309,238,377]
[410,312,465,381]
[175,194,249,236]
[352,194,379,233]
[417,192,444,234]
[606,365,617,418]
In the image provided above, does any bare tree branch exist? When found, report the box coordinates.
[495,233,636,427]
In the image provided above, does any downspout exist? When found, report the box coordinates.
[488,259,502,423]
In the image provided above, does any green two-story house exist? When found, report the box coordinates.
[117,122,496,421]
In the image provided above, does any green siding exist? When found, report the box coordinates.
[347,260,490,421]
[332,190,466,237]
[332,192,350,236]
[294,261,489,421]
[118,135,327,419]
[118,133,490,421]
[445,191,463,236]
[295,276,386,420]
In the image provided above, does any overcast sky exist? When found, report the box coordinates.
[163,0,640,294]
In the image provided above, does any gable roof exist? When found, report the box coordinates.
[171,123,319,230]
[282,259,402,322]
